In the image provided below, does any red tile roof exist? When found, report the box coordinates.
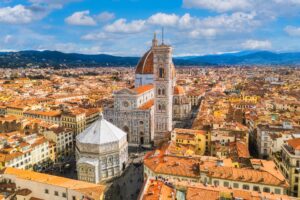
[139,99,154,110]
[236,141,250,158]
[133,84,154,95]
[142,180,175,200]
[287,138,300,150]
[174,86,185,95]
[135,50,154,75]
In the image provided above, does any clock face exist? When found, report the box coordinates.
[123,101,129,107]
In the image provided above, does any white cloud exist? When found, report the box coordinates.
[28,0,81,9]
[178,13,195,29]
[189,29,217,38]
[65,10,96,26]
[81,32,108,40]
[152,12,259,33]
[242,40,272,49]
[3,35,13,43]
[200,12,259,31]
[84,12,260,42]
[0,5,35,24]
[96,11,115,22]
[183,0,252,12]
[148,13,179,26]
[104,18,145,33]
[273,0,300,4]
[37,42,102,54]
[183,0,300,25]
[285,26,300,37]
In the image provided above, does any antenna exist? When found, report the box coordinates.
[162,27,164,45]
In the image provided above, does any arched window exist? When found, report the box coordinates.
[162,89,165,95]
[159,68,165,78]
[123,126,129,132]
[158,105,162,110]
[158,89,161,95]
[162,104,166,110]
[123,126,129,141]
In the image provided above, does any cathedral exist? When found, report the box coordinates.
[103,34,191,147]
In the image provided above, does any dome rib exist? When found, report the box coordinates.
[76,117,127,145]
[135,49,154,74]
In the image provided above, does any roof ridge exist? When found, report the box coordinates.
[77,119,98,139]
[102,119,119,141]
[142,50,152,74]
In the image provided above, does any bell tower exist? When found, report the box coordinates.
[153,36,174,146]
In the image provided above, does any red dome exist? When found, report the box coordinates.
[135,50,154,75]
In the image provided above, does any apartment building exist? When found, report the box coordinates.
[143,147,289,195]
[0,167,105,200]
[6,105,28,117]
[0,133,50,170]
[43,127,74,161]
[256,123,300,159]
[23,110,62,125]
[62,109,86,135]
[138,179,295,200]
[171,128,206,155]
[275,138,300,197]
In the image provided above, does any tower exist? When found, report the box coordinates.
[152,32,158,47]
[153,38,174,146]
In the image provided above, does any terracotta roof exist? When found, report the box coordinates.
[250,159,286,181]
[187,186,219,200]
[207,166,288,187]
[142,180,175,200]
[166,141,196,156]
[287,138,300,150]
[174,128,206,135]
[0,115,21,122]
[31,137,48,148]
[85,108,101,116]
[63,108,86,117]
[236,141,250,158]
[139,99,154,110]
[24,110,61,117]
[0,151,24,162]
[1,168,105,200]
[135,50,154,74]
[144,152,200,178]
[186,185,293,200]
[7,104,26,110]
[174,86,185,95]
[176,133,195,140]
[133,84,154,95]
[144,144,288,188]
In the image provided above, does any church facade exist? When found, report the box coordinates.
[104,34,191,147]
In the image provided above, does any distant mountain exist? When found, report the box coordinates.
[183,51,300,65]
[0,50,300,68]
[0,50,140,68]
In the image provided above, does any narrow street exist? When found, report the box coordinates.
[104,147,149,200]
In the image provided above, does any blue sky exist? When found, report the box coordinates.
[1,0,300,56]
